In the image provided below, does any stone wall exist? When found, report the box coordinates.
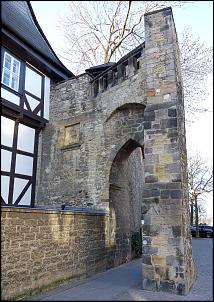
[36,50,146,209]
[1,207,109,300]
[172,10,195,290]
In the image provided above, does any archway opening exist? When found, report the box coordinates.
[108,139,144,268]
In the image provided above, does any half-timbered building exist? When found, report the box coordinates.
[1,1,74,207]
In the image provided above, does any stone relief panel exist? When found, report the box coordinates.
[64,123,80,146]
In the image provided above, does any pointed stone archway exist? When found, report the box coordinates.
[107,139,144,268]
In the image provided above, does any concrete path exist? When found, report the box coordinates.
[27,238,213,301]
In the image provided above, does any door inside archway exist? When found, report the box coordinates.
[108,139,144,268]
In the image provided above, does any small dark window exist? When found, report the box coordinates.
[123,61,129,78]
[103,75,108,90]
[112,68,118,84]
[93,80,99,96]
[134,52,141,71]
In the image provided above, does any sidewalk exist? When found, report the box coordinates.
[26,238,213,301]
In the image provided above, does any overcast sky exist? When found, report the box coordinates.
[31,1,213,219]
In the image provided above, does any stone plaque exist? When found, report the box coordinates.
[64,123,80,146]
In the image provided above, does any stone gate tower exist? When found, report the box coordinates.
[36,7,195,295]
[141,8,195,294]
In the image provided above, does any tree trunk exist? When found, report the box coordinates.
[190,200,194,226]
[195,196,200,238]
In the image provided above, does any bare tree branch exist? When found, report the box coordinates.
[57,1,212,120]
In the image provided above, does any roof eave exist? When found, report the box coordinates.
[2,27,73,82]
[26,1,74,78]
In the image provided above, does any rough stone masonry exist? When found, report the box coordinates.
[35,7,195,295]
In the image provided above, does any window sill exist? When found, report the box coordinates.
[61,143,81,151]
[1,83,22,97]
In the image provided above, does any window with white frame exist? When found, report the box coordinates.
[2,52,21,91]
